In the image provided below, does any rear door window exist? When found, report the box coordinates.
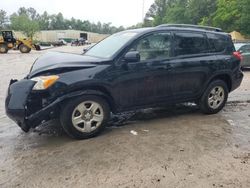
[174,32,209,56]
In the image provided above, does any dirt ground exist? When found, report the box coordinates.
[0,46,250,188]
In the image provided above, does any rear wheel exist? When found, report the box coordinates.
[199,80,228,114]
[0,44,8,53]
[19,44,31,53]
[60,95,110,139]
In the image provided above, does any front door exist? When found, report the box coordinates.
[111,32,174,110]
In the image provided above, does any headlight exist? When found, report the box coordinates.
[31,75,59,90]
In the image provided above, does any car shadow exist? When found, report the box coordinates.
[241,67,250,71]
[107,103,200,128]
[32,103,200,139]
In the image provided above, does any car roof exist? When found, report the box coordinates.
[125,26,229,37]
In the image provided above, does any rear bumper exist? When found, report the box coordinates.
[231,70,244,92]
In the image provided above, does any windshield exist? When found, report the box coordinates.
[85,31,138,58]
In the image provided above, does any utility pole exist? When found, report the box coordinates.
[142,0,145,22]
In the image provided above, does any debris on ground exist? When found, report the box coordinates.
[130,130,138,136]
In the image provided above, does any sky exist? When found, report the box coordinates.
[1,0,155,27]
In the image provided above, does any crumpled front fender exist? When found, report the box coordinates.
[5,78,114,132]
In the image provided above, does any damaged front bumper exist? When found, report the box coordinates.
[5,79,59,132]
[5,78,90,132]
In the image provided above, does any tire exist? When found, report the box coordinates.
[19,44,31,53]
[60,95,110,139]
[0,44,8,53]
[199,80,228,114]
[34,44,41,51]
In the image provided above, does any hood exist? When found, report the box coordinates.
[29,52,108,77]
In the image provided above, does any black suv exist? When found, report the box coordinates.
[5,24,243,139]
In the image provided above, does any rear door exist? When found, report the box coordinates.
[170,31,215,100]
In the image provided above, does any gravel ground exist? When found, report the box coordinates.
[0,46,250,188]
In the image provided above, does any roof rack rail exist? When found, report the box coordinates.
[157,24,222,32]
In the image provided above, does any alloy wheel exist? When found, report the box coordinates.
[71,101,104,133]
[207,86,225,109]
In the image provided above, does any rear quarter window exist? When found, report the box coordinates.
[174,32,210,56]
[207,33,233,53]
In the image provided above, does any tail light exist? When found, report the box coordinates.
[233,51,243,61]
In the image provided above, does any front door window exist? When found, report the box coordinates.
[129,32,171,61]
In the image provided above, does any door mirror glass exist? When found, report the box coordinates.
[124,51,140,63]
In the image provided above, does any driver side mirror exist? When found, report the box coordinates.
[124,51,140,63]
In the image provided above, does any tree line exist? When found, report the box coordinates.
[143,0,250,36]
[1,1,249,39]
[0,7,125,38]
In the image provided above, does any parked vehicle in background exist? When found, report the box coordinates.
[5,24,243,139]
[0,30,40,53]
[51,39,67,47]
[234,43,250,68]
[59,39,67,45]
[71,39,79,46]
[59,38,74,43]
[38,42,53,47]
[71,38,90,46]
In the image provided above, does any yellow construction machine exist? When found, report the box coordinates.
[0,30,40,54]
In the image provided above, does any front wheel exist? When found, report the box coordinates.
[60,95,110,139]
[199,80,228,114]
[19,44,31,53]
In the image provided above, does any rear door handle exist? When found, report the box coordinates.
[155,65,168,70]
